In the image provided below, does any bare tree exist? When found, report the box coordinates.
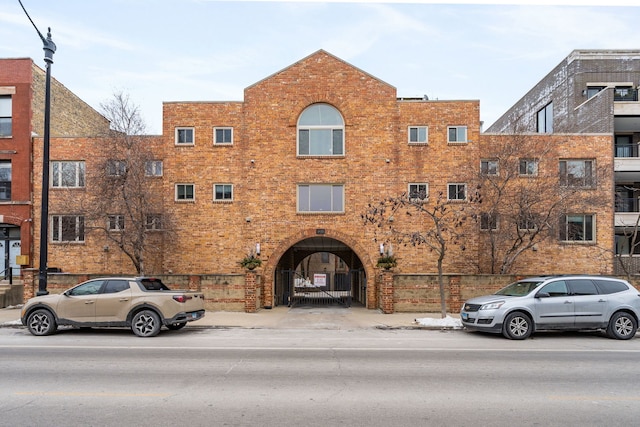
[78,91,169,275]
[363,188,479,318]
[477,133,610,274]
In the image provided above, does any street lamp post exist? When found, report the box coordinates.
[37,28,56,296]
[19,1,56,295]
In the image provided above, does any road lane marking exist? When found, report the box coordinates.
[15,391,171,397]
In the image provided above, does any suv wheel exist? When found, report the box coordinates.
[607,311,637,340]
[131,310,161,337]
[27,309,57,336]
[502,311,532,340]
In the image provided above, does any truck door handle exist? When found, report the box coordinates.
[84,301,95,305]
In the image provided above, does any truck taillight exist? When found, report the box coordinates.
[173,295,192,303]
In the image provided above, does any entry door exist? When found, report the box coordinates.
[9,240,20,275]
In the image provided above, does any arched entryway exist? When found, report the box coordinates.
[273,236,367,308]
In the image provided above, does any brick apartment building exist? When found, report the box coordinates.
[488,49,640,275]
[0,58,109,280]
[26,50,620,311]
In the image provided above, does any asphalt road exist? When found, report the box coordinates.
[1,327,639,426]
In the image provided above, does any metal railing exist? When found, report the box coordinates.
[1,267,13,284]
[616,197,640,213]
[615,144,639,158]
[614,88,639,102]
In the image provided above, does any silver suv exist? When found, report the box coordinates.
[460,276,640,340]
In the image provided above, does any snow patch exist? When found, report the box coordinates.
[414,315,463,329]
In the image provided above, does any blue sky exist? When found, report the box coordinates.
[1,0,638,134]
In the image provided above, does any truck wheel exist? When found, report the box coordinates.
[27,309,57,336]
[131,310,161,337]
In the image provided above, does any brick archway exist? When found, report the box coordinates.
[261,229,376,308]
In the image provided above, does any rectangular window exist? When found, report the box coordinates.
[175,184,195,201]
[447,126,467,143]
[518,213,537,231]
[0,95,11,137]
[214,127,233,144]
[447,183,467,201]
[51,215,85,242]
[145,160,163,177]
[175,127,194,145]
[408,126,428,144]
[107,160,126,177]
[537,102,553,133]
[214,184,233,201]
[107,215,124,231]
[519,159,538,176]
[0,160,11,200]
[298,129,344,156]
[586,86,604,99]
[559,159,594,188]
[408,183,428,202]
[560,214,594,242]
[481,160,498,176]
[480,213,497,231]
[145,214,163,230]
[52,161,85,188]
[298,184,344,213]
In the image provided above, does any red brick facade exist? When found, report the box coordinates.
[28,51,616,311]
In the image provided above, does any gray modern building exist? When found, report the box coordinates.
[487,50,640,274]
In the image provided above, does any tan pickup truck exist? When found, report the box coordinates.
[21,277,205,337]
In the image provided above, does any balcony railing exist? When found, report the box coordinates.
[615,144,640,158]
[616,197,640,213]
[614,88,639,102]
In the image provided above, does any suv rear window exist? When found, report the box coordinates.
[140,278,170,291]
[593,279,629,295]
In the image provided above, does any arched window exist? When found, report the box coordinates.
[297,104,344,156]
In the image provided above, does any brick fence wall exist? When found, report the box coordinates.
[19,269,640,313]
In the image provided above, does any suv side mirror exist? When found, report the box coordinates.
[536,292,550,298]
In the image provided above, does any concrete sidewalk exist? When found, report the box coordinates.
[0,305,462,330]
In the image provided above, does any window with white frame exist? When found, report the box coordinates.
[559,159,594,188]
[447,126,467,143]
[145,214,163,230]
[408,183,428,202]
[519,158,538,176]
[518,212,538,231]
[214,184,233,201]
[480,213,498,231]
[107,215,124,231]
[214,127,233,145]
[52,161,85,188]
[175,184,195,201]
[537,102,553,133]
[298,184,344,213]
[297,104,344,156]
[145,160,163,177]
[51,215,85,242]
[560,214,594,242]
[0,160,11,200]
[0,95,11,137]
[107,160,126,177]
[408,126,428,144]
[481,160,498,176]
[175,127,194,145]
[447,183,467,201]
